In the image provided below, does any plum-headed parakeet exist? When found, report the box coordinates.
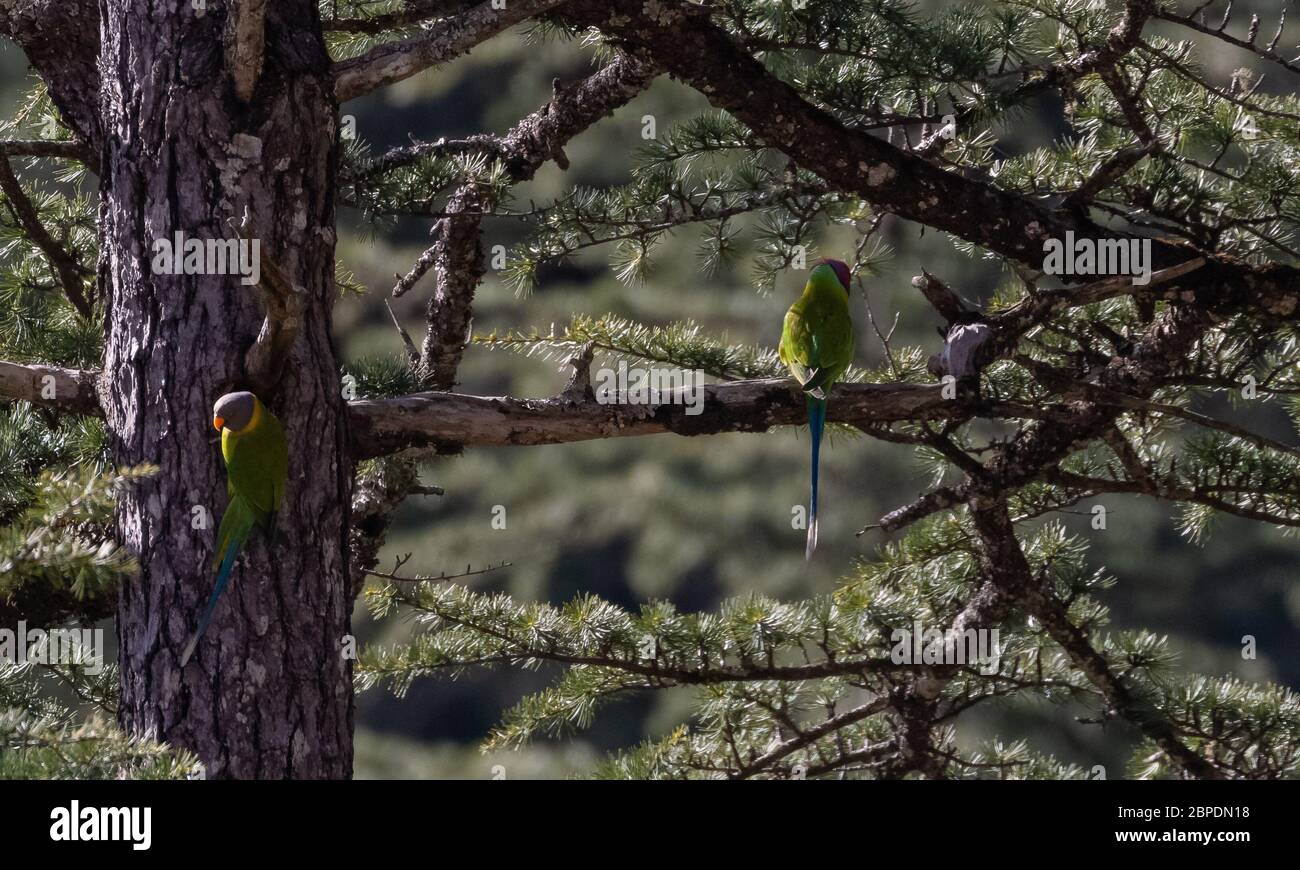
[779,258,855,559]
[180,391,288,667]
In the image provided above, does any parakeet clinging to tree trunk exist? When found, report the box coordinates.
[180,391,288,667]
[779,258,855,559]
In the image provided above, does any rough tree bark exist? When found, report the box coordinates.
[99,0,352,778]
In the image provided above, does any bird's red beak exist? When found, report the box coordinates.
[213,417,224,432]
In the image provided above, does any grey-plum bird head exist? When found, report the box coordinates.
[213,391,257,433]
[813,258,853,294]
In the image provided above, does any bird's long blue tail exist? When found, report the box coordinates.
[179,530,243,667]
[806,394,826,559]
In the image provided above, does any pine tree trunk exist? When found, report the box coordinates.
[100,1,353,778]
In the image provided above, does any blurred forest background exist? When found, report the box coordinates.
[3,0,1296,778]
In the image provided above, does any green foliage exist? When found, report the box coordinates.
[0,183,99,367]
[501,160,856,295]
[1132,677,1300,779]
[0,465,153,608]
[0,463,191,778]
[473,313,924,386]
[475,313,787,380]
[341,141,513,229]
[331,0,1299,290]
[360,515,1300,778]
[330,0,1300,778]
[344,353,429,398]
[0,663,196,779]
[0,403,105,522]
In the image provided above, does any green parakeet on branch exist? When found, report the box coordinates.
[180,391,288,667]
[779,259,855,559]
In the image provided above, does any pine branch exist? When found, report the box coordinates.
[322,0,475,34]
[967,495,1224,779]
[0,154,92,318]
[558,0,1300,318]
[394,53,658,391]
[347,135,502,186]
[1046,468,1300,529]
[0,138,95,167]
[473,314,789,381]
[0,465,152,626]
[348,377,952,458]
[333,0,569,102]
[1155,8,1300,76]
[0,359,98,413]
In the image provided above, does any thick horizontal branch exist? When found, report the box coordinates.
[0,357,956,458]
[0,138,95,165]
[348,378,950,459]
[0,360,99,413]
[333,0,568,102]
[20,334,1279,476]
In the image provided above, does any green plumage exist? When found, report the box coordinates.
[780,261,855,558]
[218,399,287,550]
[779,265,855,392]
[180,393,287,667]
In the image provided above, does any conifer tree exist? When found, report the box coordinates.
[2,0,1299,778]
